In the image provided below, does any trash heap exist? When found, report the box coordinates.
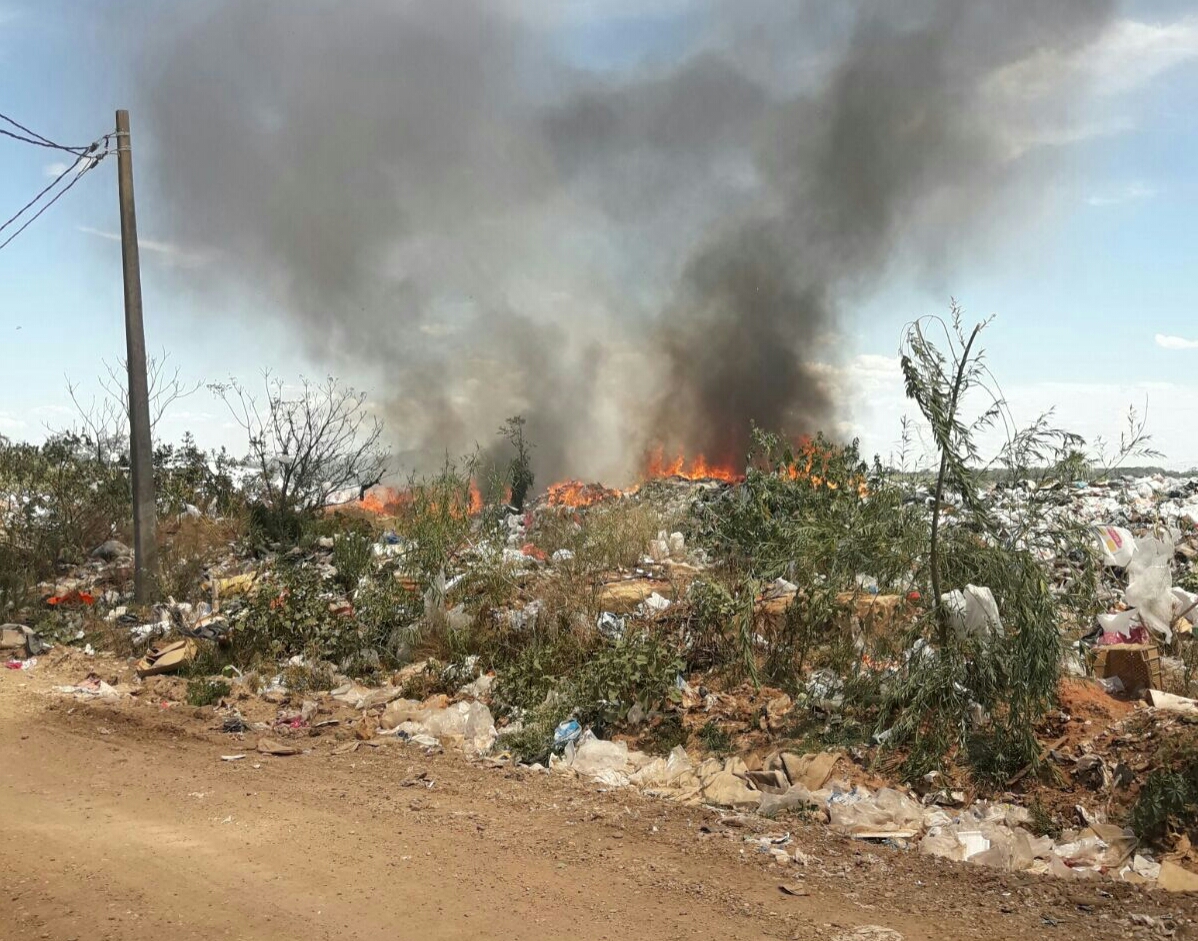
[540,728,1197,890]
[5,467,1198,894]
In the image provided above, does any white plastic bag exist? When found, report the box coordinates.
[828,787,923,834]
[941,585,1003,640]
[1125,536,1175,643]
[1095,525,1136,568]
[421,701,497,754]
[569,737,630,776]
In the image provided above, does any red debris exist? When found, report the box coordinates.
[520,543,547,562]
[47,590,95,606]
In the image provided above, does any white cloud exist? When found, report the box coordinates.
[822,353,1198,470]
[992,16,1198,103]
[43,160,69,179]
[164,410,218,423]
[984,16,1198,155]
[77,226,210,268]
[0,412,27,432]
[1156,333,1198,350]
[31,404,77,418]
[1086,181,1157,207]
[1087,17,1198,96]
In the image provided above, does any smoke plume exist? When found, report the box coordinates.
[138,0,1116,481]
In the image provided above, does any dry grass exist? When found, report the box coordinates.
[531,499,665,574]
[155,515,247,600]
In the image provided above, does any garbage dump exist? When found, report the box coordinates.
[5,435,1198,895]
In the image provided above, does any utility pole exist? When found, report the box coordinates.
[115,109,158,601]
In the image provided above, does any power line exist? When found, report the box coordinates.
[0,149,108,253]
[0,125,112,250]
[0,111,96,154]
[0,152,88,235]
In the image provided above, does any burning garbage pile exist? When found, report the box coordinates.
[4,419,1198,894]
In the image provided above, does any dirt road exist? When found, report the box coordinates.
[1,654,1194,941]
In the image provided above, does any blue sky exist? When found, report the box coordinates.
[2,1,1198,472]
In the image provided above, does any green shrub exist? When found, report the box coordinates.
[1130,736,1198,847]
[332,530,374,590]
[698,720,732,757]
[642,714,688,756]
[247,502,305,546]
[500,415,534,511]
[497,697,573,765]
[489,611,596,707]
[155,433,243,517]
[684,577,738,671]
[280,660,337,693]
[394,460,476,587]
[0,432,130,612]
[570,631,683,732]
[186,677,231,707]
[232,562,413,675]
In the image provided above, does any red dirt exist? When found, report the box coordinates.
[1,653,1195,941]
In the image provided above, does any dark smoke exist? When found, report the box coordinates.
[138,0,1116,481]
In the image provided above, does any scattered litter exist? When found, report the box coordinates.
[1095,525,1136,568]
[54,676,120,700]
[46,589,95,606]
[136,638,198,678]
[256,738,300,756]
[941,585,1003,639]
[1146,688,1198,715]
[0,624,46,658]
[596,611,625,639]
[832,928,904,941]
[554,719,582,747]
[1157,860,1198,893]
[638,591,672,615]
[379,700,496,754]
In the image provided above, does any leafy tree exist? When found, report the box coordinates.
[500,415,534,511]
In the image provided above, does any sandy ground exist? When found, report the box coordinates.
[1,652,1195,941]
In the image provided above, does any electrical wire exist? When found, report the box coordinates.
[0,153,88,235]
[0,121,113,252]
[0,111,95,154]
[0,151,107,252]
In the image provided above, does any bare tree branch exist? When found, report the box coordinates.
[210,372,389,515]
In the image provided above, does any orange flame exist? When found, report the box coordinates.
[351,483,484,518]
[546,479,621,508]
[643,446,742,483]
[343,486,411,516]
[779,437,868,495]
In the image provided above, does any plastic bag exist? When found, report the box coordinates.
[1095,675,1125,695]
[554,718,582,746]
[1096,609,1149,645]
[828,787,923,834]
[1125,536,1175,643]
[1095,525,1137,568]
[569,737,629,776]
[421,701,497,754]
[919,827,967,861]
[941,585,1003,640]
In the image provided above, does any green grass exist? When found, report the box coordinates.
[698,720,732,757]
[185,677,231,707]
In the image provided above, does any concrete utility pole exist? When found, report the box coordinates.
[115,109,158,600]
